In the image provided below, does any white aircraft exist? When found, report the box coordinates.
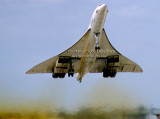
[26,4,143,82]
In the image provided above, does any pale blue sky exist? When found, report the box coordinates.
[0,0,160,112]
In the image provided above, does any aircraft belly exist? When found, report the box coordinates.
[77,58,96,80]
[26,4,143,82]
[77,33,97,79]
[78,31,105,75]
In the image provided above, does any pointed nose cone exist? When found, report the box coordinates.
[101,4,107,9]
[99,4,108,13]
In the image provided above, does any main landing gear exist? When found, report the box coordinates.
[102,55,119,78]
[103,68,117,78]
[52,73,66,78]
[68,58,74,77]
[52,57,79,79]
[68,69,74,77]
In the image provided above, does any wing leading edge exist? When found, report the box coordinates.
[26,28,142,79]
[26,29,91,74]
[89,29,143,73]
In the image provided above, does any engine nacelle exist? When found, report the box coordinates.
[53,56,70,73]
[103,55,119,78]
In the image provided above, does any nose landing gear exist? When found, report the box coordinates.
[94,32,100,51]
[95,46,100,51]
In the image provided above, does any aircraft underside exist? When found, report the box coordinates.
[52,55,119,82]
[51,31,119,82]
[26,4,143,83]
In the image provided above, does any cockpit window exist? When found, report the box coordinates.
[99,4,102,6]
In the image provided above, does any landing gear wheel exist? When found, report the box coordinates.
[68,69,74,77]
[110,69,117,78]
[103,68,109,78]
[52,73,65,78]
[68,73,74,77]
[95,46,100,51]
[59,73,66,78]
[103,68,117,78]
[52,73,58,78]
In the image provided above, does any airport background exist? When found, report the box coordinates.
[0,0,160,118]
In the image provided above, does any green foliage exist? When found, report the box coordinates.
[0,106,148,119]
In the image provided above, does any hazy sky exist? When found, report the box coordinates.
[0,0,160,112]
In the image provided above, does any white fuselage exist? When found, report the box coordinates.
[77,4,108,81]
[89,4,108,34]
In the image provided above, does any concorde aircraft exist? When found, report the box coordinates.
[26,4,143,82]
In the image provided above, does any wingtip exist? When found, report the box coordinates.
[26,69,34,74]
[139,66,143,72]
[26,71,30,74]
